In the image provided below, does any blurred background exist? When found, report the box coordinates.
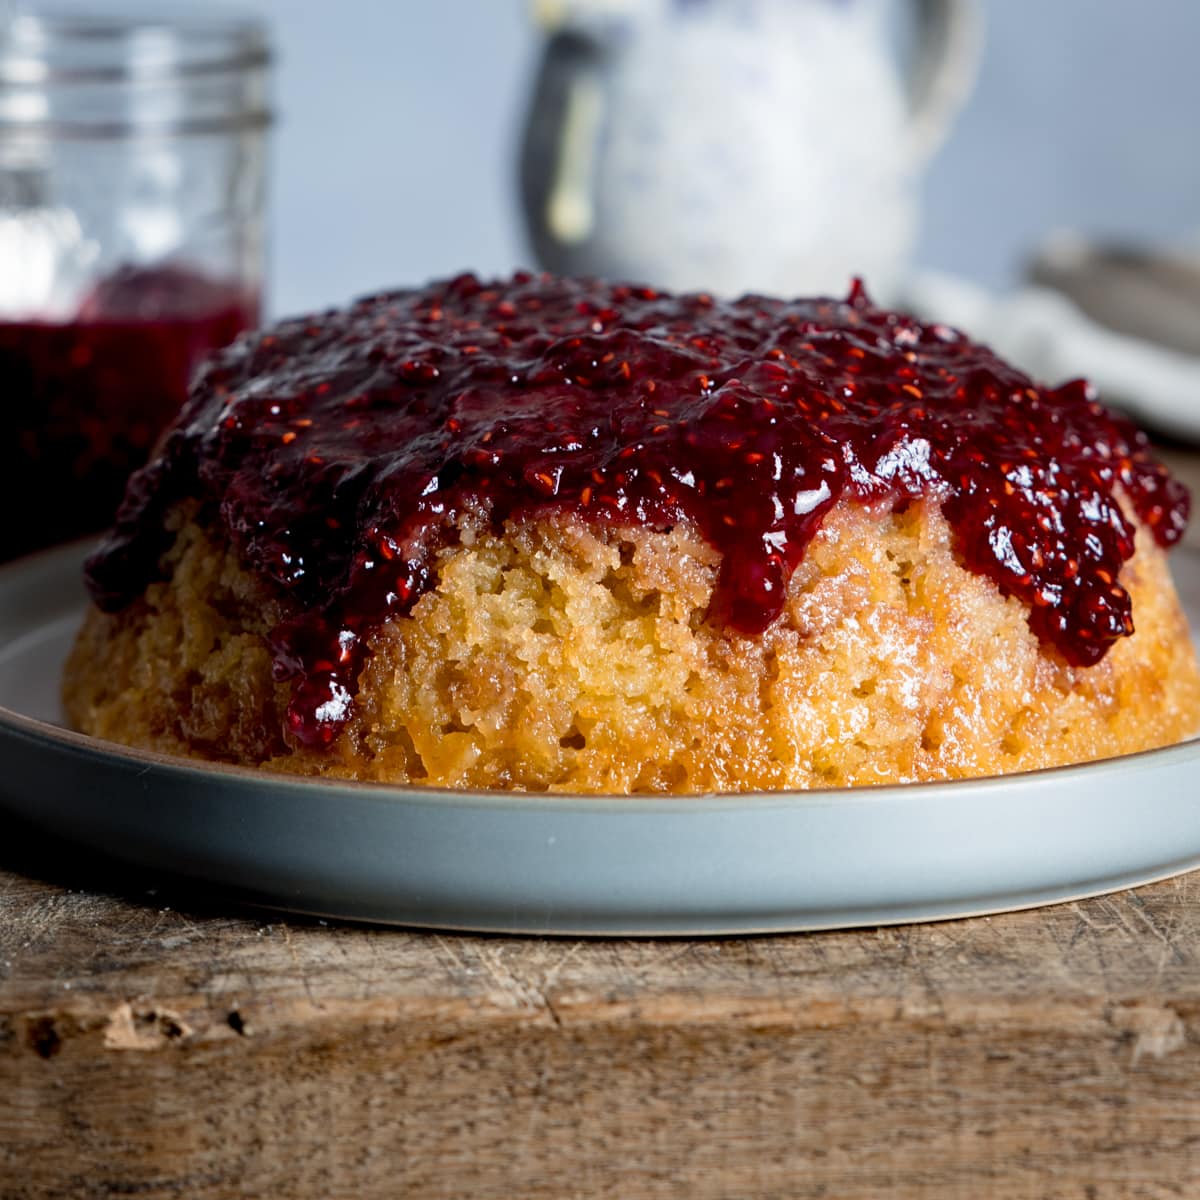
[5,0,1200,558]
[5,0,1199,314]
[240,0,1200,314]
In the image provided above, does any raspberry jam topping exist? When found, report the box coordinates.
[86,272,1189,748]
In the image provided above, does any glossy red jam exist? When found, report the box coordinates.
[0,265,256,562]
[86,272,1189,748]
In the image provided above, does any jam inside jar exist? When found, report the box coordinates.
[0,267,258,560]
[0,10,270,561]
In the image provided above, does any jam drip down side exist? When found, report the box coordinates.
[85,273,1189,748]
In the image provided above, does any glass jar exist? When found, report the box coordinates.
[0,8,271,561]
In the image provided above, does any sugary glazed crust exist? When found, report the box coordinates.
[63,499,1200,794]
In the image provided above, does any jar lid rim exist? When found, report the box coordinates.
[1,9,271,86]
[0,110,273,139]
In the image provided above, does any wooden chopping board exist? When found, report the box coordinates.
[3,848,1200,1199]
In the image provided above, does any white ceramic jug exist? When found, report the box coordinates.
[520,0,980,303]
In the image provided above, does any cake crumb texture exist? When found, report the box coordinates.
[63,499,1200,794]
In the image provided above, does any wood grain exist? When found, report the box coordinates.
[3,848,1200,1199]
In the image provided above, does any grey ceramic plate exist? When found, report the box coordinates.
[1,540,1198,935]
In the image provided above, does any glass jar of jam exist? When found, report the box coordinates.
[0,9,270,562]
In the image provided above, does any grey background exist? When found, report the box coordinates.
[243,0,1199,315]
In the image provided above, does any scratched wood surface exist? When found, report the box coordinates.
[3,830,1200,1200]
